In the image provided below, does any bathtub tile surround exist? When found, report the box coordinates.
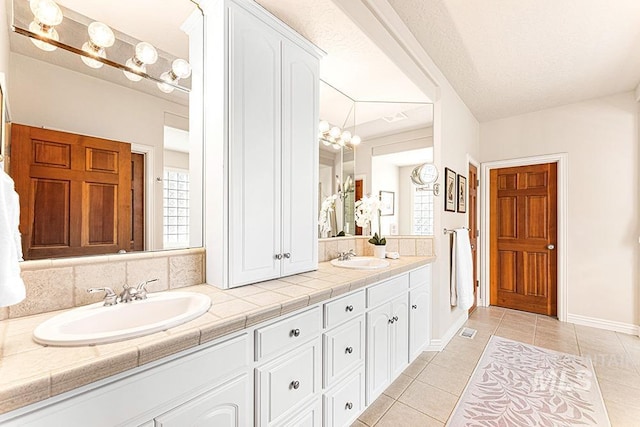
[318,236,434,262]
[7,248,205,320]
[0,256,433,414]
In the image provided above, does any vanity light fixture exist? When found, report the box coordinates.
[157,59,192,93]
[318,120,361,149]
[123,42,159,82]
[28,0,63,52]
[80,22,115,69]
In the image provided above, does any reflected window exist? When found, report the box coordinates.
[413,189,433,235]
[163,169,190,248]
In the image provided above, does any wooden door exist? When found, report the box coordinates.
[130,153,145,251]
[355,179,363,235]
[11,124,132,259]
[468,163,478,313]
[490,163,557,316]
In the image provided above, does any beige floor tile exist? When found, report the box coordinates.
[358,394,394,426]
[616,332,640,351]
[382,374,413,399]
[497,319,536,334]
[598,379,640,409]
[604,399,640,427]
[493,327,535,344]
[402,356,430,378]
[417,351,438,363]
[594,364,640,390]
[350,420,367,427]
[416,362,470,396]
[429,351,477,376]
[375,401,444,427]
[398,381,457,423]
[533,336,580,355]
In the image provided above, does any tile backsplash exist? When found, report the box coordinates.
[318,236,435,262]
[6,248,205,320]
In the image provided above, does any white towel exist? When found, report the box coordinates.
[454,228,474,310]
[0,169,25,307]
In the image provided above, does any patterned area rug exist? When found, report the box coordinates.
[447,336,610,427]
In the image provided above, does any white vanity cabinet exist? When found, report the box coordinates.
[409,265,432,360]
[203,0,322,289]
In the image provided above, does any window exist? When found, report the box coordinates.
[413,188,434,235]
[163,169,189,248]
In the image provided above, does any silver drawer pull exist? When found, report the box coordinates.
[393,316,399,322]
[290,380,300,390]
[346,305,354,312]
[345,402,353,410]
[345,346,353,354]
[411,304,418,309]
[388,318,395,324]
[275,254,283,260]
[291,328,301,337]
[283,252,291,258]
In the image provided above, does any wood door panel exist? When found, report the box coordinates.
[468,163,478,313]
[490,162,557,316]
[85,148,119,173]
[33,140,71,168]
[30,179,70,247]
[84,183,117,246]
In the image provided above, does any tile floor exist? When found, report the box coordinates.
[352,306,640,426]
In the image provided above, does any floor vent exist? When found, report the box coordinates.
[459,327,477,339]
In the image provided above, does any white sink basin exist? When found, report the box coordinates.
[33,292,211,346]
[330,256,390,270]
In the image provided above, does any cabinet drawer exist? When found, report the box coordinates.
[275,398,322,427]
[409,265,431,288]
[256,338,321,426]
[324,290,365,329]
[323,315,364,388]
[323,368,365,427]
[255,307,322,362]
[367,274,409,308]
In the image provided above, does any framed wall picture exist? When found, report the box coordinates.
[379,190,395,216]
[457,174,467,213]
[444,168,456,212]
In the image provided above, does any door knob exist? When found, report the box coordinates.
[547,244,555,250]
[470,243,475,250]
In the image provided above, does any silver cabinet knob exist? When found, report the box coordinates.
[283,253,291,259]
[291,328,301,337]
[547,244,555,250]
[345,402,353,410]
[275,254,283,260]
[345,346,353,354]
[388,318,394,324]
[411,304,418,309]
[346,305,354,312]
[290,380,300,390]
[393,316,399,322]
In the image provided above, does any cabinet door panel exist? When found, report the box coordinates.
[155,374,251,427]
[390,295,409,378]
[323,315,364,388]
[228,5,282,286]
[409,287,431,360]
[281,40,319,276]
[366,304,391,404]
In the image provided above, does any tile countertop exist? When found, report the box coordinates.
[0,256,435,415]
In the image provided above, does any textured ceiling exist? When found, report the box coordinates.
[387,0,640,121]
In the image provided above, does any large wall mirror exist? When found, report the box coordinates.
[3,0,203,260]
[318,84,435,238]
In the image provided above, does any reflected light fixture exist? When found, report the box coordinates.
[123,42,159,82]
[157,59,192,93]
[80,22,115,69]
[28,0,63,52]
[318,120,361,150]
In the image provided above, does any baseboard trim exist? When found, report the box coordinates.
[567,313,639,335]
[427,311,469,351]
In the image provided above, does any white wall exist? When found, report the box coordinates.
[371,157,399,236]
[8,53,190,251]
[480,91,639,328]
[399,164,417,235]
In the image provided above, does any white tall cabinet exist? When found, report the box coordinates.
[200,0,322,288]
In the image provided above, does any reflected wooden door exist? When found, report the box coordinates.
[355,179,363,235]
[11,124,132,259]
[468,163,478,314]
[490,163,557,316]
[130,153,145,251]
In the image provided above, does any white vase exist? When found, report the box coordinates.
[373,245,386,259]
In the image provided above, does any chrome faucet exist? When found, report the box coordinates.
[134,278,158,300]
[87,287,118,306]
[337,249,356,261]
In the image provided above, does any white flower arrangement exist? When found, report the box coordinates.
[354,194,381,232]
[319,194,338,236]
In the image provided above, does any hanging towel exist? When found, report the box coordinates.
[454,228,474,310]
[0,169,25,307]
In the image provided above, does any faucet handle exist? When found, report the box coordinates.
[87,287,118,306]
[135,278,159,300]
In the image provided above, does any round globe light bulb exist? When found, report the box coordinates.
[123,58,145,82]
[341,130,352,142]
[171,59,192,79]
[28,20,58,51]
[351,135,361,145]
[88,22,115,48]
[80,41,105,68]
[157,72,175,93]
[329,126,341,138]
[318,120,330,133]
[30,0,63,27]
[135,42,158,65]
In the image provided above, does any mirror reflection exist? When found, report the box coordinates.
[3,0,203,260]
